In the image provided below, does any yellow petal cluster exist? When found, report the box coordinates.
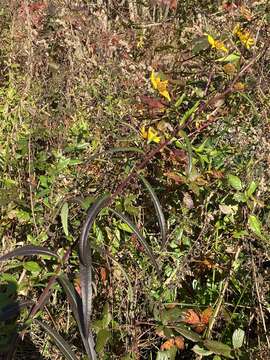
[150,71,171,101]
[233,24,254,49]
[140,125,161,143]
[207,35,228,53]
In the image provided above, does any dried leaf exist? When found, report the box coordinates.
[161,338,175,351]
[174,336,185,350]
[181,309,200,325]
[200,307,213,325]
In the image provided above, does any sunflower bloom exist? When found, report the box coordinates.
[150,71,171,101]
[207,35,228,53]
[140,125,161,143]
[233,24,255,49]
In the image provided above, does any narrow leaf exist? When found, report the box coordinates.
[216,53,240,63]
[179,101,200,126]
[58,275,96,359]
[246,181,257,198]
[79,195,110,266]
[35,319,78,360]
[0,245,58,262]
[140,175,167,247]
[108,208,160,277]
[61,202,69,237]
[80,263,93,338]
[232,328,245,349]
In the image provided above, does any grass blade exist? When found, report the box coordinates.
[108,208,160,277]
[139,175,167,247]
[79,194,110,266]
[0,245,58,262]
[35,319,78,360]
[58,275,96,359]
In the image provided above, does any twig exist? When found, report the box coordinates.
[206,245,242,339]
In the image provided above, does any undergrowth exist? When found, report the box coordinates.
[0,1,269,359]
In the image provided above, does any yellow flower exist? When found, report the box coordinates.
[150,71,171,101]
[140,125,161,143]
[233,24,254,49]
[207,35,228,53]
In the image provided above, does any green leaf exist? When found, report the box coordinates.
[35,320,77,360]
[192,345,213,356]
[216,52,240,63]
[248,214,262,237]
[228,175,242,191]
[179,101,200,126]
[172,324,201,342]
[96,328,111,354]
[232,328,245,349]
[61,202,69,237]
[117,222,134,233]
[213,356,222,360]
[245,181,257,198]
[23,261,41,274]
[203,340,232,358]
[156,346,177,360]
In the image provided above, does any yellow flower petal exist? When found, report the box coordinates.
[150,71,171,101]
[147,127,161,143]
[150,71,158,89]
[140,125,161,143]
[233,24,254,49]
[207,34,228,53]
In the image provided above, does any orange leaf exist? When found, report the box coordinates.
[181,309,200,325]
[174,336,185,350]
[160,338,175,350]
[200,307,213,325]
[193,324,206,334]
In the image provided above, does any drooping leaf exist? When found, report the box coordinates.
[35,319,78,360]
[80,263,93,338]
[140,175,167,247]
[0,245,58,262]
[57,275,96,359]
[227,174,242,191]
[61,202,69,237]
[108,208,160,277]
[232,328,245,349]
[203,340,232,358]
[79,194,110,266]
[248,214,262,237]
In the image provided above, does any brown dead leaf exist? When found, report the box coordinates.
[193,324,206,334]
[165,172,184,184]
[161,338,175,350]
[174,336,185,350]
[100,267,107,284]
[140,96,166,111]
[200,307,213,325]
[154,0,178,10]
[181,309,200,325]
[240,6,252,21]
